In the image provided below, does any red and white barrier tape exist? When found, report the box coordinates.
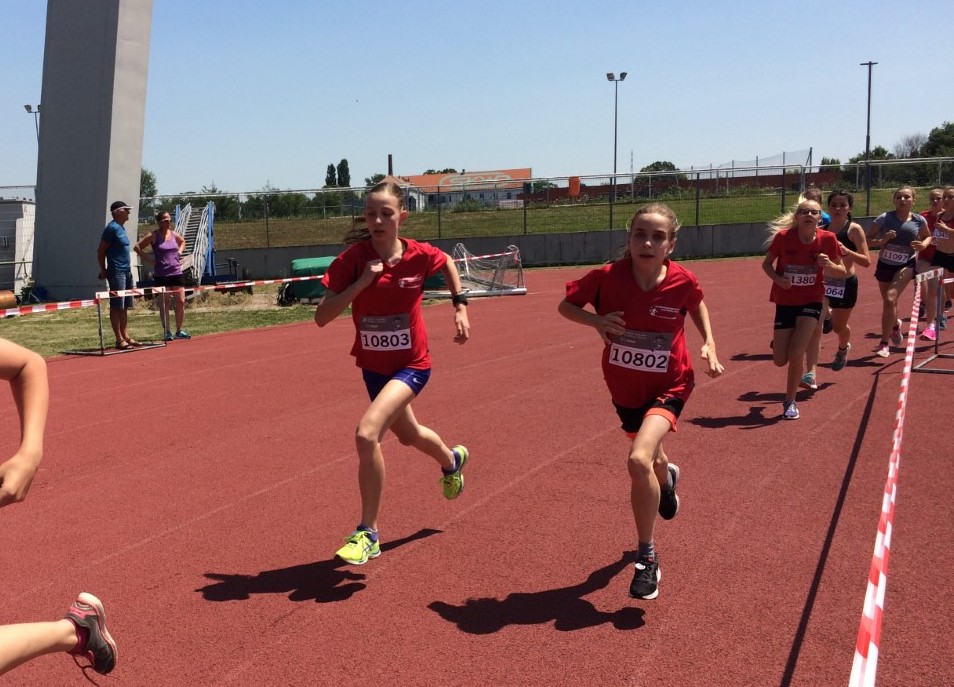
[1,247,524,318]
[454,249,519,262]
[0,299,99,318]
[94,273,326,300]
[914,267,944,285]
[848,280,923,687]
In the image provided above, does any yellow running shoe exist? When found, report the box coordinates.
[441,445,468,500]
[335,529,380,565]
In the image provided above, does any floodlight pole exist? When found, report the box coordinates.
[24,104,41,143]
[607,72,627,230]
[860,61,877,215]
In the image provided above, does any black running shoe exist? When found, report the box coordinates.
[822,318,833,334]
[658,464,680,520]
[630,554,661,600]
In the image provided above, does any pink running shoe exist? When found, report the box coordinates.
[65,593,117,675]
[921,324,937,342]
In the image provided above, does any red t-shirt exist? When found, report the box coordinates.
[564,258,703,409]
[322,238,447,374]
[768,228,842,305]
[920,210,937,262]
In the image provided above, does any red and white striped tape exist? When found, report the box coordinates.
[454,249,518,262]
[848,280,923,687]
[0,298,99,318]
[914,267,944,285]
[1,247,524,318]
[94,273,326,300]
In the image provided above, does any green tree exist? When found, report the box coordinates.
[336,159,351,188]
[140,167,158,197]
[423,168,457,175]
[365,173,385,187]
[820,157,840,166]
[920,121,954,157]
[639,161,686,192]
[639,161,678,173]
[139,168,158,216]
[848,145,894,164]
[313,189,342,217]
[324,164,337,188]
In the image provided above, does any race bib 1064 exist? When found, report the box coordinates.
[608,330,672,373]
[824,278,846,299]
[359,314,411,351]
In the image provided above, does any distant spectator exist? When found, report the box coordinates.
[135,211,191,341]
[96,201,141,349]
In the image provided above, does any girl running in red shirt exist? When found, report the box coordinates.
[559,203,724,600]
[315,181,471,565]
[763,199,847,420]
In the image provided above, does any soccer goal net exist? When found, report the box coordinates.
[424,243,527,299]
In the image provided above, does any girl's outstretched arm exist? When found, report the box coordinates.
[0,339,49,508]
[440,254,470,343]
[688,300,725,377]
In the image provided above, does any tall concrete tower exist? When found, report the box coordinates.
[33,0,153,299]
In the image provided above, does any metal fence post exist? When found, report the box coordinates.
[695,172,701,227]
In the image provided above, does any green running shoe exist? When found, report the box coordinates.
[442,445,468,500]
[335,529,380,565]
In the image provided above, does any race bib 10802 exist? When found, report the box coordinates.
[608,330,672,373]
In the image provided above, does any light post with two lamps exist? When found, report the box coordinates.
[24,104,41,143]
[606,72,627,230]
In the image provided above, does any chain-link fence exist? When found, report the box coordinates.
[11,158,954,251]
[146,158,950,249]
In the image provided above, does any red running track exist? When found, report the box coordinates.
[1,258,952,686]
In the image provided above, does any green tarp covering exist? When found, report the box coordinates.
[290,257,335,299]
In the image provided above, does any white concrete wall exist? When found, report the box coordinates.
[32,0,152,299]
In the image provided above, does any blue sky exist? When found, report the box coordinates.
[3,0,953,196]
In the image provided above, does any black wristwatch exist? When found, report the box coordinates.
[452,294,469,307]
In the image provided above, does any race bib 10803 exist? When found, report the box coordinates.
[359,314,411,351]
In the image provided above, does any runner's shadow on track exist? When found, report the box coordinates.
[780,373,881,686]
[427,554,644,634]
[689,405,778,429]
[686,390,793,428]
[731,352,774,362]
[196,528,441,605]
